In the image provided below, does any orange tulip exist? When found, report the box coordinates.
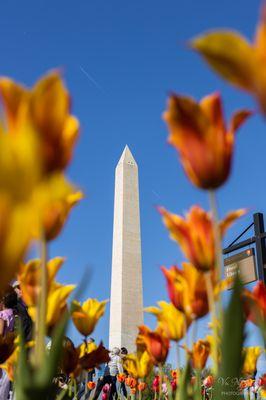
[191,6,266,114]
[163,92,251,189]
[137,326,169,365]
[18,257,65,306]
[190,339,211,370]
[117,373,126,383]
[161,263,209,319]
[159,205,246,272]
[138,382,147,391]
[0,71,79,174]
[87,381,96,390]
[244,281,266,328]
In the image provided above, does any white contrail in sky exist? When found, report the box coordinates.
[79,65,105,94]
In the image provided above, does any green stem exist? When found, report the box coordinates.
[175,341,180,370]
[35,234,48,366]
[159,364,163,400]
[204,271,218,374]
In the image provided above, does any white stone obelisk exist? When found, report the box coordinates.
[109,145,143,353]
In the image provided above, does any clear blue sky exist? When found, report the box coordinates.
[1,0,265,371]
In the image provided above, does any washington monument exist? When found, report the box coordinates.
[109,146,144,353]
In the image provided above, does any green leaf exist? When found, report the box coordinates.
[215,276,245,400]
[176,361,192,400]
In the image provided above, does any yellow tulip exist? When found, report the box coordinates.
[71,298,108,337]
[191,6,266,114]
[33,173,83,241]
[0,71,79,174]
[242,347,262,376]
[78,340,98,358]
[28,282,75,332]
[18,256,65,306]
[145,301,190,342]
[123,351,153,379]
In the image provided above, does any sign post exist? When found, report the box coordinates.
[223,212,266,285]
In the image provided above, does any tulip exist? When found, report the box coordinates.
[0,71,79,174]
[171,380,177,391]
[242,347,262,376]
[71,298,108,337]
[87,381,96,390]
[117,373,126,383]
[138,382,147,391]
[18,257,65,306]
[189,339,211,370]
[33,173,83,241]
[145,301,190,341]
[0,131,41,293]
[161,263,209,319]
[163,92,251,189]
[28,282,75,332]
[136,326,169,365]
[159,205,246,272]
[191,6,266,115]
[79,342,110,370]
[123,351,153,379]
[78,340,98,358]
[244,281,266,328]
[152,376,160,392]
[203,375,214,388]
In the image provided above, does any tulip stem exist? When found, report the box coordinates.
[208,190,223,289]
[175,342,180,370]
[35,233,48,366]
[204,271,218,374]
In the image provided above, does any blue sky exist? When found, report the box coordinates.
[1,0,265,371]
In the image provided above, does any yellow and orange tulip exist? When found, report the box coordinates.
[145,301,190,342]
[191,6,266,114]
[159,205,246,272]
[0,71,79,174]
[163,92,251,189]
[123,351,153,379]
[18,256,65,306]
[190,339,211,370]
[136,326,169,365]
[244,281,266,328]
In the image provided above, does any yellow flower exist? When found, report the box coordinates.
[0,130,41,293]
[0,71,79,174]
[18,256,65,306]
[159,205,246,272]
[33,173,83,241]
[163,93,251,189]
[242,347,262,376]
[123,351,153,379]
[71,298,108,337]
[145,301,190,342]
[191,6,266,114]
[78,340,98,358]
[28,282,75,332]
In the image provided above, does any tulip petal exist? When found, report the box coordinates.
[191,31,255,91]
[219,208,247,236]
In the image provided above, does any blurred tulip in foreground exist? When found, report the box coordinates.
[159,205,246,272]
[163,92,251,189]
[191,6,266,115]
